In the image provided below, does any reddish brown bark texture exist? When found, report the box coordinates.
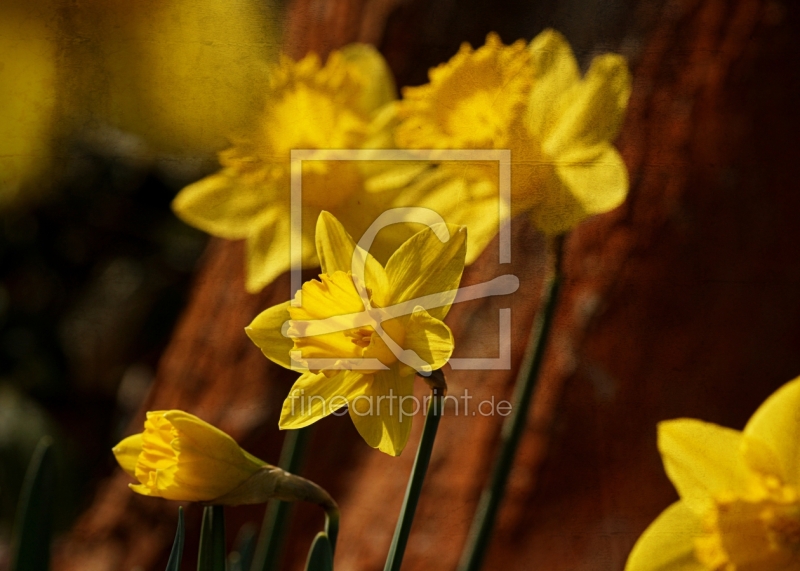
[54,0,800,569]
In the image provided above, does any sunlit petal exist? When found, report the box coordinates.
[384,223,467,319]
[658,419,754,514]
[625,501,705,571]
[743,377,800,487]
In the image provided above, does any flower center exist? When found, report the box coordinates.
[397,33,533,150]
[395,33,552,213]
[287,271,404,374]
[220,52,370,210]
[695,487,800,571]
[135,413,179,493]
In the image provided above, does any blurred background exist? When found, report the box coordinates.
[2,0,800,570]
[0,0,278,559]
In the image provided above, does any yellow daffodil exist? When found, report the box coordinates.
[246,211,466,456]
[392,29,631,256]
[113,410,335,507]
[113,410,266,501]
[626,376,800,571]
[172,44,400,292]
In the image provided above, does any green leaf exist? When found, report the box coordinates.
[228,523,256,571]
[304,532,333,571]
[10,436,55,571]
[251,426,312,571]
[198,505,227,571]
[165,507,186,571]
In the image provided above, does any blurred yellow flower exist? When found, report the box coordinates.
[113,410,267,502]
[172,45,399,292]
[246,212,465,456]
[65,0,280,157]
[625,377,800,571]
[0,0,57,209]
[393,29,631,256]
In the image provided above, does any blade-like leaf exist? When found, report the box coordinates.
[304,532,333,571]
[228,523,256,571]
[165,507,186,571]
[10,436,55,571]
[198,505,227,571]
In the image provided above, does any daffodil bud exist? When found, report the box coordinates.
[112,410,335,508]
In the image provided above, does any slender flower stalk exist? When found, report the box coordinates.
[458,236,565,571]
[384,371,447,571]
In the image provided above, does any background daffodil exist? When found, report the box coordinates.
[625,376,800,571]
[246,211,466,456]
[172,44,400,292]
[391,28,631,260]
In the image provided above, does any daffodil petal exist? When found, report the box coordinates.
[624,501,705,571]
[364,163,432,194]
[315,211,389,299]
[246,300,295,369]
[658,419,754,514]
[398,307,454,377]
[526,29,580,139]
[163,413,265,495]
[739,434,785,483]
[555,144,628,214]
[163,410,248,466]
[129,483,156,497]
[528,177,586,236]
[172,170,272,240]
[743,376,800,487]
[349,369,415,456]
[384,223,467,320]
[246,213,318,293]
[112,433,143,478]
[543,53,631,159]
[339,44,397,115]
[279,370,369,429]
[397,169,505,265]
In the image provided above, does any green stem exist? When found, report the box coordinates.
[457,236,565,571]
[383,388,445,571]
[324,507,340,553]
[251,426,312,571]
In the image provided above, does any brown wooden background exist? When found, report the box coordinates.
[53,0,800,569]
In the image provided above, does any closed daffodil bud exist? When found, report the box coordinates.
[113,410,335,508]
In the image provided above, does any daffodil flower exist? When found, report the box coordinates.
[626,376,800,571]
[172,44,400,292]
[113,410,335,507]
[392,29,631,258]
[246,211,466,456]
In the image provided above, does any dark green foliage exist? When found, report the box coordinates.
[303,533,333,571]
[198,505,227,571]
[165,506,185,571]
[10,436,55,571]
